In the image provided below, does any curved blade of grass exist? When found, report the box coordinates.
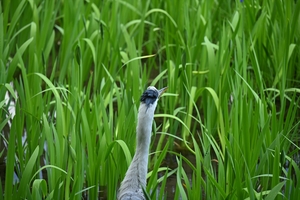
[74,185,97,197]
[158,168,172,199]
[4,112,16,200]
[30,165,68,183]
[176,156,188,200]
[264,181,285,200]
[5,0,27,40]
[107,140,132,167]
[150,69,167,86]
[145,9,178,28]
[34,72,66,138]
[182,86,196,140]
[83,38,97,64]
[4,83,17,99]
[155,113,193,154]
[203,166,226,199]
[147,141,169,192]
[7,37,34,82]
[32,179,47,200]
[120,54,156,68]
[16,146,39,198]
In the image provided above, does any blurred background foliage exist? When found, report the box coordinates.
[0,0,300,199]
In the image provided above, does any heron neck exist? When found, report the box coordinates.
[137,106,154,147]
[134,104,156,183]
[117,103,157,199]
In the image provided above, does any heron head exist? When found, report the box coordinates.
[140,86,167,107]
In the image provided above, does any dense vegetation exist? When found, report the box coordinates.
[1,0,300,199]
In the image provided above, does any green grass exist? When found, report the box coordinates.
[1,0,300,199]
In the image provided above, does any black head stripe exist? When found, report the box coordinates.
[140,88,158,106]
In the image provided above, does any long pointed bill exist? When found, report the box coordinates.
[158,87,168,98]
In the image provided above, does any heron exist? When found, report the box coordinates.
[117,86,168,200]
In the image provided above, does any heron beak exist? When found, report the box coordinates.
[158,87,168,98]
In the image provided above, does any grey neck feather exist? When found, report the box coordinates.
[117,101,157,200]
